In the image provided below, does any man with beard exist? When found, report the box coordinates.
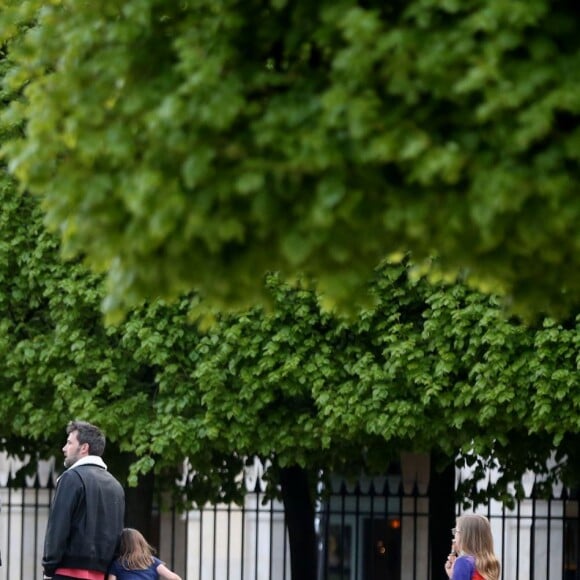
[42,421,125,580]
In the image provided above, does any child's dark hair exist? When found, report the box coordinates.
[117,528,156,570]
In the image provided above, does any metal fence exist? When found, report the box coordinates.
[1,456,579,580]
[317,475,430,580]
[470,490,580,580]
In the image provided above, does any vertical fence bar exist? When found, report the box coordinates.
[34,484,41,580]
[546,497,551,580]
[530,494,536,580]
[413,483,418,580]
[370,481,376,580]
[170,502,177,572]
[7,483,12,580]
[227,503,232,580]
[515,499,521,579]
[254,487,260,580]
[199,508,204,580]
[268,498,274,580]
[212,504,218,580]
[20,487,25,580]
[501,502,506,580]
[283,503,288,580]
[184,508,189,580]
[561,490,570,578]
[354,483,360,580]
[240,500,246,580]
[340,482,347,580]
[383,479,390,580]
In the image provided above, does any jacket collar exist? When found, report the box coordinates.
[68,455,108,470]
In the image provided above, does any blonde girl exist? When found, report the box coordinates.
[108,528,182,580]
[444,514,500,580]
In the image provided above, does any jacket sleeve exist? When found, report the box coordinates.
[42,471,83,576]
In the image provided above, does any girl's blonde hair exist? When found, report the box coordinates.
[457,514,501,580]
[117,527,155,570]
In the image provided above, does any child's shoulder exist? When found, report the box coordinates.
[455,554,476,572]
[108,558,124,574]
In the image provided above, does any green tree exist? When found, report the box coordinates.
[0,175,371,579]
[2,161,580,578]
[122,265,580,579]
[2,0,580,319]
[0,178,167,535]
[2,20,573,579]
[328,264,580,502]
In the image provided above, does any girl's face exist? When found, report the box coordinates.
[452,523,463,552]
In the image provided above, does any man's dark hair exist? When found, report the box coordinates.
[67,420,106,456]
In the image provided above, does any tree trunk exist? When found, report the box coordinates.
[429,455,456,580]
[280,465,317,580]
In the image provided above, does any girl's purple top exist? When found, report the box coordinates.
[452,554,476,580]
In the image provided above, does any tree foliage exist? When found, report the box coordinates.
[2,0,580,319]
[1,167,579,506]
[0,183,153,463]
[115,260,580,504]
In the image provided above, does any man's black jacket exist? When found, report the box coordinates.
[42,459,125,577]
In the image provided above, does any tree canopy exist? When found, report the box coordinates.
[0,181,154,463]
[3,174,580,505]
[2,0,580,320]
